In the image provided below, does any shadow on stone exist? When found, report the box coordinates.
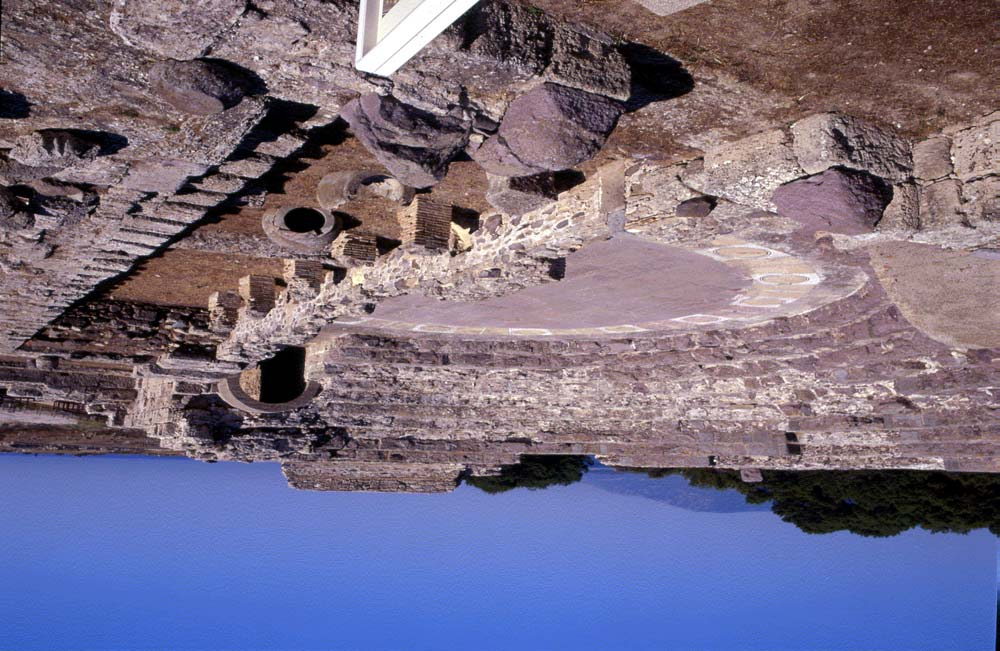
[485,169,587,216]
[332,210,363,230]
[152,58,267,115]
[0,89,31,119]
[676,195,717,218]
[618,42,694,112]
[183,394,245,445]
[67,129,130,156]
[200,58,269,98]
[547,256,568,280]
[552,169,587,192]
[223,109,344,200]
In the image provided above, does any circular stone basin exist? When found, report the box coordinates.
[261,206,341,253]
[374,235,753,330]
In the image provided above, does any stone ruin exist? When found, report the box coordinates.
[0,0,998,492]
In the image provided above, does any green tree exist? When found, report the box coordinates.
[466,455,592,494]
[647,468,1000,537]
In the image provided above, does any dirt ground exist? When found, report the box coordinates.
[536,0,1000,140]
[111,250,286,307]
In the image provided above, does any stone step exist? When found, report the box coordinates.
[124,216,189,235]
[171,190,227,208]
[103,239,158,257]
[113,229,169,248]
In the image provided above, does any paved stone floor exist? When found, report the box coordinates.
[374,235,751,329]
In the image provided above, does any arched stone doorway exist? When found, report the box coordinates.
[218,347,321,415]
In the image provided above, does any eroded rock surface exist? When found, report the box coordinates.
[950,112,999,181]
[912,136,953,182]
[150,59,256,115]
[790,112,913,182]
[110,0,248,60]
[340,94,470,188]
[684,128,803,209]
[10,131,101,170]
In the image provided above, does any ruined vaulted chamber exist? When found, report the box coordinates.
[0,0,997,492]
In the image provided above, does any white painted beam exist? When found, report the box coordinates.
[355,0,482,77]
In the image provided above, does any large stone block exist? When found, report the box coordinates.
[461,2,630,101]
[474,83,623,177]
[685,128,803,209]
[877,182,919,232]
[790,113,912,182]
[918,179,966,229]
[772,167,892,235]
[951,117,999,180]
[463,2,554,77]
[340,94,470,188]
[961,176,1000,224]
[546,26,631,102]
[912,136,953,182]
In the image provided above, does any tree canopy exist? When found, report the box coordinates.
[465,455,592,494]
[468,458,1000,537]
[666,468,1000,537]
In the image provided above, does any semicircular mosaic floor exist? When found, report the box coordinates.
[333,234,868,337]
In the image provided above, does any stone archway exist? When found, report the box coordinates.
[218,347,321,415]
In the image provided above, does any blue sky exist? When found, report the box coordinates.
[0,454,994,651]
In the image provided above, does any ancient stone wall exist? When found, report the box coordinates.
[23,299,215,359]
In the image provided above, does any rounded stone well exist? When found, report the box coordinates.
[262,206,342,253]
[218,347,321,415]
[316,170,414,211]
